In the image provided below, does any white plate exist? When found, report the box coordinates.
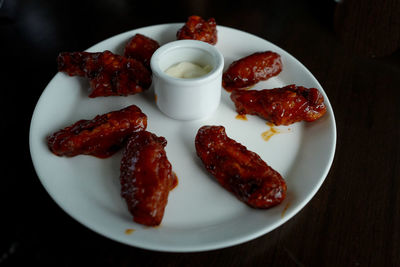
[29,23,336,252]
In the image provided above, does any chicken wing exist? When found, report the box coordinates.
[124,33,160,69]
[222,51,282,91]
[57,50,151,97]
[47,105,147,158]
[120,131,177,226]
[177,15,218,45]
[195,125,286,209]
[231,84,327,125]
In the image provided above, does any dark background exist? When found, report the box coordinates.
[1,0,399,266]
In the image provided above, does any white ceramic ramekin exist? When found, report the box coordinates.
[150,40,224,120]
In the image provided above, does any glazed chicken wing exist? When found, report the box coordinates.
[58,50,151,97]
[120,131,177,226]
[177,15,218,45]
[231,85,327,125]
[124,33,160,69]
[195,126,286,209]
[47,105,147,158]
[222,51,282,91]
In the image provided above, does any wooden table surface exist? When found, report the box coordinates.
[1,0,399,266]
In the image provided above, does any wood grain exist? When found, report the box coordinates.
[334,0,400,57]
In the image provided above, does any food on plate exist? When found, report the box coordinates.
[47,105,147,158]
[177,15,218,45]
[164,61,212,78]
[230,84,327,125]
[195,125,286,209]
[222,51,282,91]
[120,130,177,226]
[57,51,102,76]
[124,33,160,69]
[58,50,151,97]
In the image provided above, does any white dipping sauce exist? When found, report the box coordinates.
[164,62,212,79]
